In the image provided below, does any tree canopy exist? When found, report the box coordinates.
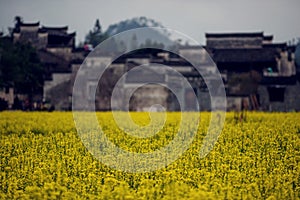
[85,19,108,47]
[0,38,44,95]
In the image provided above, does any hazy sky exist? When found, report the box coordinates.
[0,0,299,45]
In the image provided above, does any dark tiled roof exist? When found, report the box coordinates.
[263,43,286,49]
[263,35,273,41]
[159,60,192,66]
[112,57,127,64]
[20,22,40,27]
[206,32,264,38]
[41,26,68,31]
[38,50,70,76]
[179,45,202,50]
[38,29,48,33]
[125,67,166,83]
[40,26,69,36]
[261,75,297,85]
[47,33,75,47]
[38,50,66,64]
[212,48,278,63]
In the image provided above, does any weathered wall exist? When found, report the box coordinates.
[46,47,73,60]
[126,85,169,111]
[258,82,300,111]
[0,88,14,108]
[44,73,71,109]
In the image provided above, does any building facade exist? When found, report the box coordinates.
[11,19,85,110]
[205,32,299,111]
[4,19,299,111]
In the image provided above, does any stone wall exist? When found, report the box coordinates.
[46,47,73,60]
[258,82,300,111]
[125,85,169,111]
[0,88,14,108]
[198,90,211,111]
[44,73,71,109]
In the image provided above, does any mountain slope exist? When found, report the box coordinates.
[103,17,174,49]
[105,16,165,36]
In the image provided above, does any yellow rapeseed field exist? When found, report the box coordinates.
[0,112,299,199]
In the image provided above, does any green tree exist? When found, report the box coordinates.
[0,38,44,98]
[85,19,108,47]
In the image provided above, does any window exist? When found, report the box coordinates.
[267,87,285,102]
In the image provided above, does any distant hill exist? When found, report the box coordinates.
[105,16,165,36]
[104,17,174,49]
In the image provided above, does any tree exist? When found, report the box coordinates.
[14,16,23,32]
[0,38,44,100]
[85,19,108,47]
[94,19,102,33]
